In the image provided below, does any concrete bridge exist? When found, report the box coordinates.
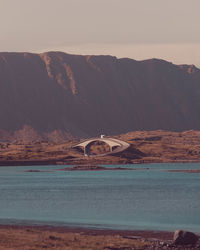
[73,137,130,156]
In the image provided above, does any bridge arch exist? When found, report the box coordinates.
[84,140,115,155]
[73,137,129,156]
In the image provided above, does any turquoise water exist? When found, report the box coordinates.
[0,163,200,232]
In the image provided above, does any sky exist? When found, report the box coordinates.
[0,0,200,67]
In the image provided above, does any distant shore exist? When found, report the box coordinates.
[1,159,200,167]
[2,130,200,166]
[0,159,58,167]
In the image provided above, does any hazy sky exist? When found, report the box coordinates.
[0,0,200,66]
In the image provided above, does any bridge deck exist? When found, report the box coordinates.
[75,138,121,149]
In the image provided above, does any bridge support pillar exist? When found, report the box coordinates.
[83,147,87,156]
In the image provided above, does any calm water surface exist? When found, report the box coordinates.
[0,163,200,232]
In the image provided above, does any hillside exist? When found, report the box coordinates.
[1,130,200,165]
[0,51,200,141]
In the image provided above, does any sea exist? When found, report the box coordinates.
[0,163,200,232]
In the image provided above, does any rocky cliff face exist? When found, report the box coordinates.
[0,51,200,142]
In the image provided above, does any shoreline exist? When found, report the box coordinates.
[0,224,174,239]
[0,224,199,249]
[0,224,173,249]
[1,159,200,167]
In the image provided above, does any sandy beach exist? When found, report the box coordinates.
[0,225,199,249]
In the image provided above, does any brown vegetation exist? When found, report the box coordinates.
[1,130,200,166]
[0,226,199,249]
[87,141,111,155]
[0,225,171,250]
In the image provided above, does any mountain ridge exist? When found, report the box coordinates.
[0,51,200,142]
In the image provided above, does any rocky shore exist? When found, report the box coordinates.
[0,225,199,249]
[167,169,200,173]
[58,165,138,171]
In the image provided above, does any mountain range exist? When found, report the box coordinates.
[0,51,200,142]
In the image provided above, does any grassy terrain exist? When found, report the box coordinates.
[1,130,200,166]
[0,226,172,250]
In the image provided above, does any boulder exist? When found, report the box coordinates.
[173,230,199,246]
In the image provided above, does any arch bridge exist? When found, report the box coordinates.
[73,137,130,156]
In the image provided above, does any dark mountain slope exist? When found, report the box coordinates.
[0,51,200,141]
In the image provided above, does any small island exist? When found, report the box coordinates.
[59,165,138,171]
